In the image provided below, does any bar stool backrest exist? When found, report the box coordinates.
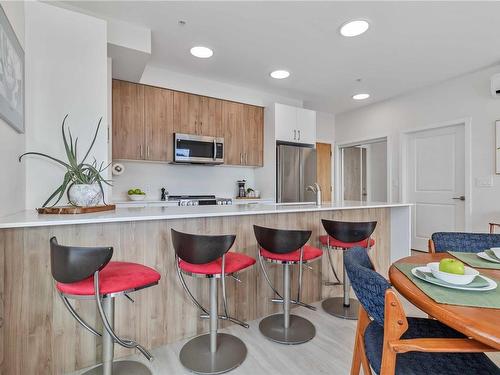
[321,220,377,243]
[171,229,236,264]
[253,225,311,254]
[50,236,113,284]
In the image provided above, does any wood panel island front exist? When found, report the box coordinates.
[0,201,411,374]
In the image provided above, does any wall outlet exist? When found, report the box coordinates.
[475,176,493,188]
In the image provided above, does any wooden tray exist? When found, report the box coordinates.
[37,204,116,215]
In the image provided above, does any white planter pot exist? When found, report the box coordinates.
[68,183,103,207]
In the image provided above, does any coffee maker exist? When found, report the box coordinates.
[237,180,246,198]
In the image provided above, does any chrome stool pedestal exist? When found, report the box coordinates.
[254,225,322,345]
[179,278,247,375]
[320,220,377,320]
[83,297,152,375]
[322,250,360,320]
[172,229,255,375]
[259,264,315,345]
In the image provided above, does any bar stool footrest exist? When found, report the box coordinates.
[270,298,317,311]
[180,333,247,375]
[82,360,152,375]
[259,314,316,345]
[322,297,359,320]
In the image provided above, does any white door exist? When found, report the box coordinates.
[407,124,465,251]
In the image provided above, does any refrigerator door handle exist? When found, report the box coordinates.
[277,146,282,203]
[299,148,303,201]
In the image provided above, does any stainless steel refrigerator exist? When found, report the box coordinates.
[276,144,317,203]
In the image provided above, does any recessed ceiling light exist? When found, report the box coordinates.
[270,70,290,79]
[352,93,370,100]
[340,20,370,37]
[190,46,213,58]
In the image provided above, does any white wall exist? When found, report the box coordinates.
[111,65,303,201]
[335,64,500,230]
[24,2,108,209]
[0,1,25,216]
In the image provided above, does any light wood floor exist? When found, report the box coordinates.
[73,298,500,375]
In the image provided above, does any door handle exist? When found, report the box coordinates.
[452,196,465,201]
[298,130,301,140]
[294,130,297,140]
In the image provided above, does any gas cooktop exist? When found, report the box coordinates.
[168,195,232,206]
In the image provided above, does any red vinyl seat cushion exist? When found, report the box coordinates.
[56,261,161,296]
[260,244,323,262]
[179,252,256,275]
[319,235,375,249]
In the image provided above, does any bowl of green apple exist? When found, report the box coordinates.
[127,188,146,201]
[427,258,479,285]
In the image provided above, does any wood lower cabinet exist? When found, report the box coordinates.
[112,80,145,160]
[112,79,263,166]
[144,86,173,161]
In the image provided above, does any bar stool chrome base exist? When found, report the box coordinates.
[322,297,360,320]
[82,360,152,375]
[180,333,247,375]
[259,313,316,345]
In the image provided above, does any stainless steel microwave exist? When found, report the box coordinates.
[173,133,224,164]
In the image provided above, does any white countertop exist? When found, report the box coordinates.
[0,201,412,229]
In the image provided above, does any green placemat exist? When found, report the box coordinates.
[395,263,500,309]
[448,251,500,270]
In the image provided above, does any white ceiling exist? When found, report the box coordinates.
[58,1,500,114]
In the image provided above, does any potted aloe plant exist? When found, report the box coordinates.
[19,115,111,207]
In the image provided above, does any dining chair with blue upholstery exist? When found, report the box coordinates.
[344,247,499,375]
[429,232,500,254]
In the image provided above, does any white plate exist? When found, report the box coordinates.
[411,266,498,291]
[477,252,500,264]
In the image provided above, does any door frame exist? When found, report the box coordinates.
[400,117,472,231]
[335,135,392,202]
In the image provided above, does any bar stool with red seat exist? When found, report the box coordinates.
[50,237,160,375]
[171,229,256,375]
[319,219,377,320]
[254,225,323,345]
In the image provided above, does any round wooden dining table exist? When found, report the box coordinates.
[389,252,500,350]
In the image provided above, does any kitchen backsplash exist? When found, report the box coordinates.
[111,161,257,201]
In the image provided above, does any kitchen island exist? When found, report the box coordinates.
[0,201,411,374]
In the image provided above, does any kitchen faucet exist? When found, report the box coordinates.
[306,183,322,205]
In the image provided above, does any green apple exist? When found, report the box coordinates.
[439,258,465,275]
[133,188,142,194]
[127,189,135,195]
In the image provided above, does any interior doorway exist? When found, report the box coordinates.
[339,139,388,202]
[404,123,466,251]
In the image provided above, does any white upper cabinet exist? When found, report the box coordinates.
[274,103,316,145]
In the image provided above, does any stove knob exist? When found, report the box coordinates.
[217,200,222,205]
[227,200,232,205]
[194,201,199,206]
[187,201,193,206]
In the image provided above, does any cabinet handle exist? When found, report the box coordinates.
[245,153,248,165]
[139,144,143,158]
[147,145,150,158]
[240,153,243,164]
[298,130,301,140]
[294,129,297,140]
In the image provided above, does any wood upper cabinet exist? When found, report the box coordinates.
[222,101,263,167]
[243,105,264,166]
[112,80,145,160]
[199,96,222,137]
[144,85,173,161]
[173,91,199,135]
[112,79,264,166]
[222,100,244,165]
